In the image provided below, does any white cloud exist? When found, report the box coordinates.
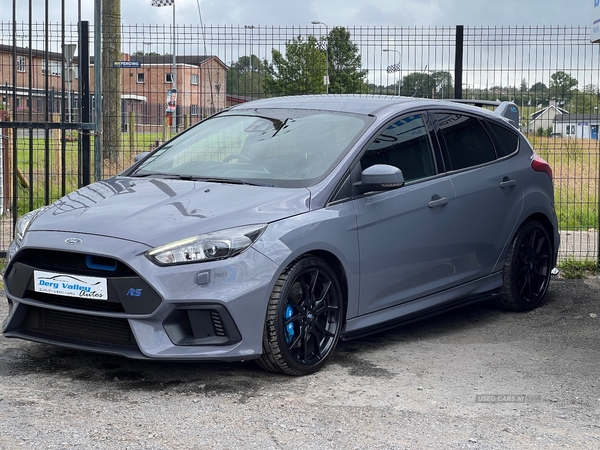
[0,0,588,27]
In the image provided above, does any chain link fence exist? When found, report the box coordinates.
[0,23,598,260]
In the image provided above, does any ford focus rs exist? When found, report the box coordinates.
[2,95,559,375]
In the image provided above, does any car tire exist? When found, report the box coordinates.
[256,255,343,375]
[496,221,553,311]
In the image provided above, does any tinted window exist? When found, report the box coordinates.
[485,121,519,157]
[360,115,436,182]
[436,113,496,170]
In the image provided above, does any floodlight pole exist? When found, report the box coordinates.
[311,21,329,94]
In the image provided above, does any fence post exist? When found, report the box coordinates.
[454,25,464,100]
[184,113,189,130]
[53,113,62,182]
[163,116,169,141]
[1,110,13,216]
[79,20,91,188]
[129,111,135,151]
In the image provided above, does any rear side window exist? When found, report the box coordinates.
[360,114,436,182]
[435,113,496,170]
[485,121,519,157]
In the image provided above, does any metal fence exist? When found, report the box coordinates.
[0,23,598,261]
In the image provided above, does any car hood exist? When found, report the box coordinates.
[29,177,311,247]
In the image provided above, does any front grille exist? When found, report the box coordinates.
[25,292,126,313]
[6,250,163,316]
[24,249,136,277]
[23,306,137,347]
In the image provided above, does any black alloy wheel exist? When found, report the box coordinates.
[257,255,343,375]
[497,221,553,311]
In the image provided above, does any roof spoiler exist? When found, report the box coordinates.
[449,99,520,129]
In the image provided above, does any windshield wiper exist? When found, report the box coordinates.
[130,172,198,180]
[197,177,274,187]
[129,173,274,186]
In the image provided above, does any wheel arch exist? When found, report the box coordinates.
[303,250,349,319]
[519,212,558,264]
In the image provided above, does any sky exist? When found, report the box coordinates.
[1,0,592,28]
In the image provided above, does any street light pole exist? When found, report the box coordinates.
[311,21,329,94]
[383,48,401,95]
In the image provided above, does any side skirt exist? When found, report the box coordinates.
[341,272,503,341]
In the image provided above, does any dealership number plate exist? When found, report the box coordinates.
[33,270,108,300]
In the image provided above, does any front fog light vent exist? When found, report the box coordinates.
[163,306,241,346]
[210,311,225,336]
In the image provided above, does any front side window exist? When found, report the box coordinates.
[137,73,145,83]
[191,74,199,85]
[165,72,173,83]
[435,113,496,170]
[360,114,436,182]
[130,109,372,188]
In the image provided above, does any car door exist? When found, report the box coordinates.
[352,113,459,315]
[434,112,524,284]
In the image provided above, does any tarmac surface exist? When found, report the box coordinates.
[0,275,599,449]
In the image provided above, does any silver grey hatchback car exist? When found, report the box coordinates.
[3,95,559,375]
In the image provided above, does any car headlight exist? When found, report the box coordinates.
[7,207,46,261]
[145,224,267,266]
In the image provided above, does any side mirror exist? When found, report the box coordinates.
[357,164,405,192]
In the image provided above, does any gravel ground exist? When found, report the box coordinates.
[1,276,599,449]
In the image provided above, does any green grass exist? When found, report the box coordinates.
[13,131,171,214]
[557,258,600,279]
[529,135,599,230]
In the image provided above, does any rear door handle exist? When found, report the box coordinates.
[428,195,448,208]
[500,178,516,188]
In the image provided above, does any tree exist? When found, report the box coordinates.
[366,83,395,94]
[516,78,530,106]
[102,0,121,162]
[431,71,454,99]
[549,71,578,103]
[263,35,325,95]
[529,82,549,107]
[323,27,368,94]
[227,54,269,98]
[132,50,160,56]
[400,72,435,97]
[570,85,599,114]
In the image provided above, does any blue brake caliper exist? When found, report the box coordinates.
[284,304,295,344]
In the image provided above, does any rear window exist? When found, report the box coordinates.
[485,121,519,157]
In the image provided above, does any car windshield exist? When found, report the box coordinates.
[129,108,371,188]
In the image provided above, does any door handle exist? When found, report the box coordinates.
[428,195,448,208]
[500,178,516,188]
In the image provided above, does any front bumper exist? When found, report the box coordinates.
[2,231,279,361]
